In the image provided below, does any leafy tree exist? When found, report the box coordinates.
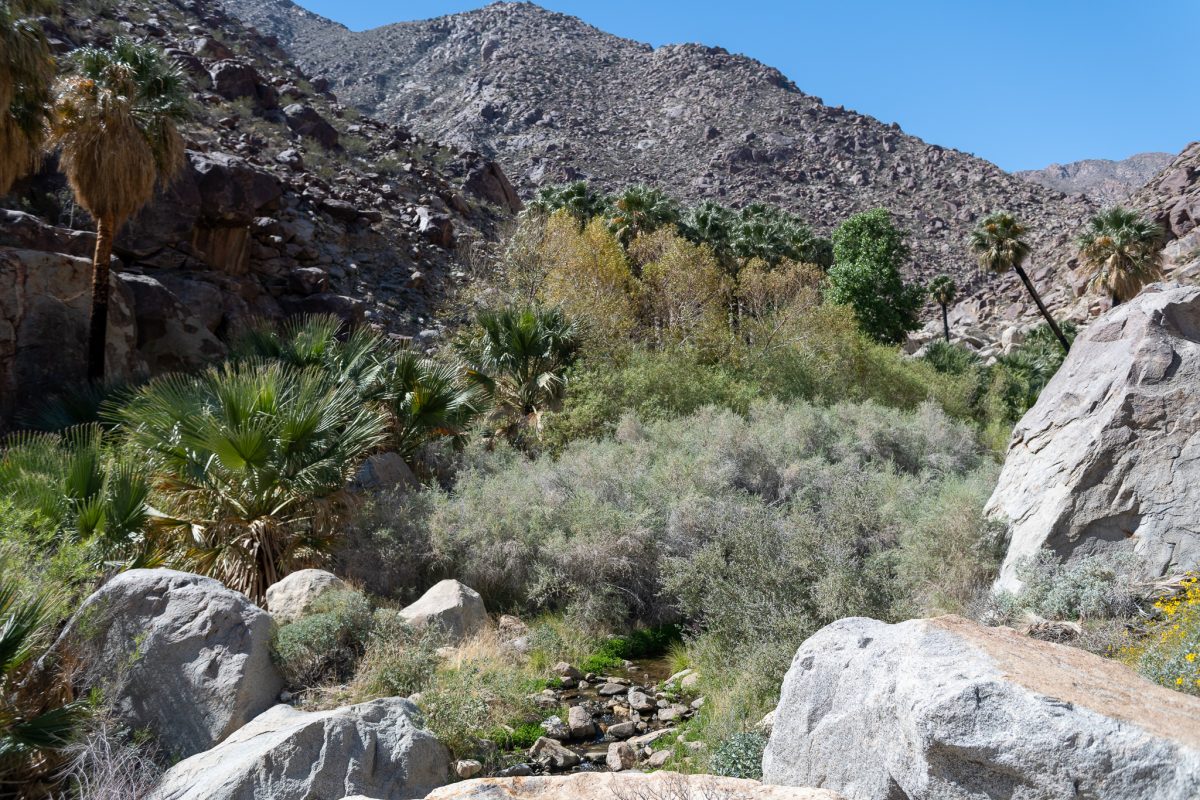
[111,362,388,602]
[1077,207,1164,305]
[604,184,679,247]
[49,39,190,381]
[0,580,90,797]
[630,228,729,350]
[970,212,1069,353]
[525,180,606,223]
[826,209,924,344]
[457,306,580,441]
[928,275,957,342]
[232,314,388,398]
[539,214,639,344]
[0,0,54,195]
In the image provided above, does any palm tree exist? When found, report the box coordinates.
[374,351,479,460]
[525,180,605,224]
[604,185,679,246]
[232,314,387,397]
[457,306,580,440]
[969,212,1070,353]
[928,275,957,342]
[111,362,387,602]
[1077,207,1164,306]
[679,200,736,265]
[48,39,190,382]
[0,581,90,798]
[0,0,54,195]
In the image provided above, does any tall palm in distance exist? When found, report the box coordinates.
[0,0,54,195]
[48,39,190,382]
[1077,207,1164,306]
[969,212,1070,353]
[928,275,957,342]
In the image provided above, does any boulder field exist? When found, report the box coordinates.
[986,282,1200,591]
[763,615,1200,799]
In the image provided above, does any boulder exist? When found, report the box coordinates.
[283,103,340,149]
[189,151,283,226]
[0,209,96,257]
[461,158,522,214]
[416,206,455,249]
[399,579,487,643]
[0,248,139,426]
[605,741,635,771]
[423,773,842,799]
[354,451,419,492]
[566,705,594,739]
[763,615,1200,800]
[265,569,349,624]
[51,569,282,759]
[986,283,1200,591]
[528,736,579,771]
[209,60,262,102]
[118,272,227,373]
[150,698,449,800]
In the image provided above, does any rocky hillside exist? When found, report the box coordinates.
[1129,141,1200,282]
[1016,152,1174,206]
[220,1,1095,307]
[1,0,520,426]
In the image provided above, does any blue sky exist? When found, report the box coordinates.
[294,0,1199,172]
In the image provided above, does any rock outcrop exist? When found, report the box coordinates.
[265,568,349,623]
[52,569,282,759]
[986,283,1200,591]
[1130,141,1200,284]
[151,698,449,800]
[424,773,843,799]
[763,615,1200,800]
[399,579,488,643]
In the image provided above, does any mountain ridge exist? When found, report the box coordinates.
[1016,152,1175,206]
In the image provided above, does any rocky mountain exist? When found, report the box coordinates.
[220,0,1097,324]
[1016,152,1174,206]
[1,0,520,427]
[1129,141,1200,283]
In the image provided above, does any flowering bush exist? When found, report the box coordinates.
[1122,574,1200,695]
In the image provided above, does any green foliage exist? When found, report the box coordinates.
[970,211,1032,276]
[456,306,580,442]
[525,181,606,223]
[709,732,767,780]
[1123,575,1200,695]
[604,184,680,245]
[347,612,443,700]
[373,351,479,460]
[994,551,1139,622]
[0,578,90,792]
[578,625,682,674]
[273,590,375,688]
[111,361,388,602]
[1077,206,1164,303]
[827,210,924,344]
[928,275,957,307]
[922,341,980,376]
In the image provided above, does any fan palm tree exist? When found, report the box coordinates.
[232,314,388,397]
[111,362,387,602]
[374,351,479,460]
[48,39,190,382]
[969,212,1070,353]
[928,275,957,342]
[0,0,54,195]
[679,200,736,265]
[525,180,605,224]
[1077,207,1164,306]
[0,581,90,798]
[458,306,580,440]
[605,185,679,246]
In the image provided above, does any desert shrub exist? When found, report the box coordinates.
[922,340,981,376]
[273,590,374,687]
[708,732,767,780]
[1122,575,1200,695]
[334,489,436,602]
[346,612,443,700]
[994,551,1140,622]
[62,714,162,800]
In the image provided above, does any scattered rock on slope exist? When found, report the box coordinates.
[51,569,282,759]
[763,615,1200,800]
[1016,152,1174,206]
[399,579,488,643]
[423,773,844,799]
[151,698,449,800]
[986,282,1200,591]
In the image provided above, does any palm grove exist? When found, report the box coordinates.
[0,2,1182,794]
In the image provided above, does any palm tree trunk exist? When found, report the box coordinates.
[1112,291,1121,308]
[941,303,950,342]
[87,214,116,382]
[1013,264,1070,353]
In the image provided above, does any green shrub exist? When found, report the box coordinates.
[579,625,682,674]
[994,551,1139,622]
[273,590,374,687]
[709,732,767,779]
[347,612,443,699]
[1122,575,1200,695]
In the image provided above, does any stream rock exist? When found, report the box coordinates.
[152,698,448,800]
[986,283,1200,591]
[51,569,281,759]
[763,615,1200,800]
[529,736,580,770]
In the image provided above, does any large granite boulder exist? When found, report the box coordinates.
[118,272,227,373]
[399,579,487,643]
[52,569,282,759]
[0,247,139,426]
[151,699,449,800]
[265,568,349,624]
[763,615,1200,800]
[986,283,1200,591]
[423,773,842,799]
[283,103,340,149]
